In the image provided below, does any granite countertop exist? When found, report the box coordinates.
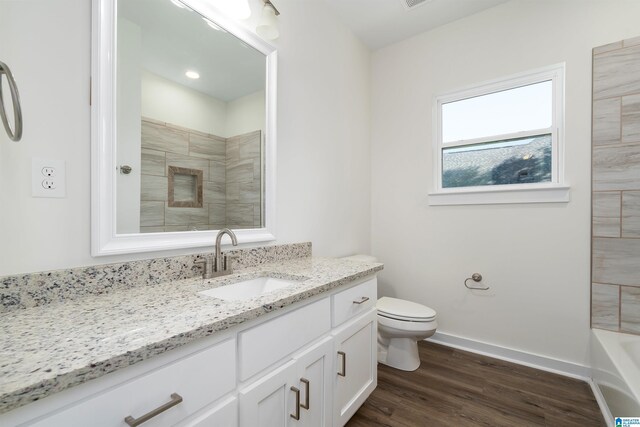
[0,256,383,415]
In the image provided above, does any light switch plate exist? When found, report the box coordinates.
[32,158,66,198]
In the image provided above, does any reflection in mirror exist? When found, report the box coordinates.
[115,0,266,234]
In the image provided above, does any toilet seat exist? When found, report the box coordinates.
[377,297,436,322]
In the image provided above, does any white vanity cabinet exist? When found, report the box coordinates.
[1,276,378,427]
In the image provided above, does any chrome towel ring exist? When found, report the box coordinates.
[464,273,490,290]
[0,60,23,142]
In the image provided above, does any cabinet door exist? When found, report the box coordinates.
[333,309,377,427]
[292,337,333,427]
[239,360,299,427]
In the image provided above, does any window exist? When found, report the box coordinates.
[429,64,569,205]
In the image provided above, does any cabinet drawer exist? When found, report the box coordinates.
[32,338,236,427]
[238,298,330,381]
[332,277,377,327]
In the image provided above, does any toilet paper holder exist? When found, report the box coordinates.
[464,273,490,290]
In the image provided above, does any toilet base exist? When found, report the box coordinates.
[379,337,421,371]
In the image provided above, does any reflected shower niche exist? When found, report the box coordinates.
[139,118,263,233]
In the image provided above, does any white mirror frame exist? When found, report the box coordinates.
[91,0,277,256]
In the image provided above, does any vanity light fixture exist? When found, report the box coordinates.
[185,70,200,79]
[256,0,280,40]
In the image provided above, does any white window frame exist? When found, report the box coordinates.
[428,63,570,206]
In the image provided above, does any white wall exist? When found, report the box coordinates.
[116,18,142,234]
[141,70,228,137]
[0,0,371,276]
[226,90,265,137]
[371,0,640,366]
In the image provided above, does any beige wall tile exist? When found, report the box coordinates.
[227,160,255,184]
[165,205,208,226]
[140,226,165,233]
[594,44,640,100]
[592,283,620,331]
[593,191,621,237]
[210,160,226,184]
[622,191,640,237]
[205,181,226,204]
[622,94,640,142]
[140,201,164,226]
[593,142,640,191]
[189,133,226,161]
[624,36,640,48]
[593,237,640,286]
[594,41,623,55]
[209,203,226,225]
[621,286,640,334]
[140,175,167,201]
[141,149,166,176]
[141,121,189,154]
[226,203,254,227]
[593,98,621,146]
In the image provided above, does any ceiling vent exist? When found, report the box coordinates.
[400,0,432,11]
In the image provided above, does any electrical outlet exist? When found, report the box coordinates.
[32,158,66,198]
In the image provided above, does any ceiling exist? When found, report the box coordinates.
[119,0,265,102]
[322,0,508,50]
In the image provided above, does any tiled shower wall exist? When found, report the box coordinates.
[591,36,640,335]
[140,117,262,232]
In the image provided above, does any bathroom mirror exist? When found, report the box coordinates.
[91,0,277,256]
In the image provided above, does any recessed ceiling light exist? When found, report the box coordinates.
[185,70,200,79]
[170,0,186,8]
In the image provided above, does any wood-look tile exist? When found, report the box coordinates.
[622,94,640,143]
[140,201,164,226]
[166,153,209,181]
[594,44,640,100]
[209,160,226,184]
[593,142,640,191]
[208,203,226,226]
[227,160,255,184]
[622,191,640,237]
[141,121,189,154]
[164,205,208,226]
[205,181,226,204]
[226,203,254,227]
[141,149,166,176]
[172,174,197,202]
[593,237,640,286]
[139,226,165,233]
[593,191,621,237]
[621,286,640,334]
[593,98,621,146]
[593,41,623,55]
[164,225,189,232]
[591,283,620,330]
[188,133,226,161]
[140,174,167,201]
[624,36,640,48]
[347,341,605,427]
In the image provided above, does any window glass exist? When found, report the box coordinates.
[442,80,552,143]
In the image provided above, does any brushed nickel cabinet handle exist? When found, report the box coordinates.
[124,393,183,426]
[300,378,310,410]
[352,296,369,305]
[290,386,301,420]
[337,351,346,377]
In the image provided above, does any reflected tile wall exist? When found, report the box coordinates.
[139,119,262,232]
[592,37,640,335]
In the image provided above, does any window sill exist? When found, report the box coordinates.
[428,184,570,206]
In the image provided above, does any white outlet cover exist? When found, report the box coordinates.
[32,158,66,198]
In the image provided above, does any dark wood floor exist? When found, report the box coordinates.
[347,341,605,427]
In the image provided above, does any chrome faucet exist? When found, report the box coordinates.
[214,228,238,276]
[195,228,239,279]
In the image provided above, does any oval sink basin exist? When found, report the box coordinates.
[199,277,300,301]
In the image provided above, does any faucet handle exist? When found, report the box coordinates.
[223,255,240,271]
[194,259,211,278]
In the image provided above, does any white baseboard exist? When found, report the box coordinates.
[427,331,590,380]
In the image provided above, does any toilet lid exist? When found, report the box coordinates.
[377,297,436,321]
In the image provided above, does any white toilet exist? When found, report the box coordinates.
[342,255,438,372]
